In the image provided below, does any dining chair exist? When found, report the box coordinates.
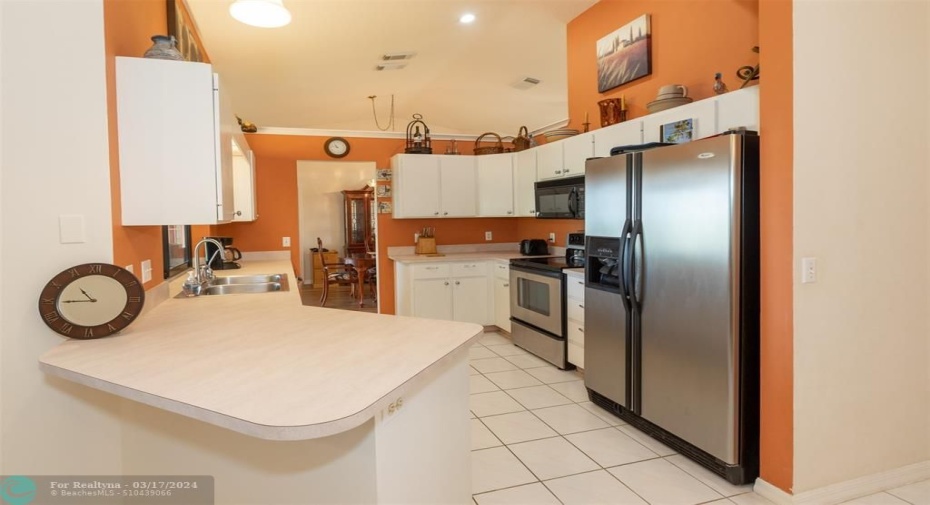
[317,237,357,307]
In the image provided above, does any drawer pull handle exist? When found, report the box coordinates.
[426,267,438,270]
[578,328,584,333]
[444,281,449,286]
[455,281,460,285]
[577,281,583,285]
[503,283,509,287]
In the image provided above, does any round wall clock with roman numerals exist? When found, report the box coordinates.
[38,263,145,339]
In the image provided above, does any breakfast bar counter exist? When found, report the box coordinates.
[38,260,481,504]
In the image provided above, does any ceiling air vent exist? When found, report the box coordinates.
[375,62,408,71]
[511,76,542,90]
[382,51,416,61]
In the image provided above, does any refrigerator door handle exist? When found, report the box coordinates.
[631,220,644,311]
[619,218,632,310]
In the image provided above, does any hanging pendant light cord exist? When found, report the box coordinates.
[368,94,395,131]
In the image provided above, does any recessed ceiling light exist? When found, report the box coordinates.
[230,0,292,28]
[459,13,476,24]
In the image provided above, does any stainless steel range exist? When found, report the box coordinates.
[509,233,585,369]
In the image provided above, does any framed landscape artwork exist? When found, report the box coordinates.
[596,14,652,93]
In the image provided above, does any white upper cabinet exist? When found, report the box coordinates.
[438,156,477,217]
[593,120,644,157]
[561,132,594,177]
[716,86,760,133]
[392,155,441,218]
[231,134,257,222]
[535,141,564,181]
[116,57,239,225]
[477,153,514,217]
[392,154,477,218]
[514,149,538,217]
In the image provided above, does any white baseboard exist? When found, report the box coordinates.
[755,460,930,505]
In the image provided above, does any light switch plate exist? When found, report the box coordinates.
[59,214,86,244]
[282,236,291,247]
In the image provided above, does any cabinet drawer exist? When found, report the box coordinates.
[568,342,584,369]
[451,262,488,277]
[567,323,585,346]
[567,300,585,324]
[566,275,585,300]
[494,261,510,280]
[412,263,451,279]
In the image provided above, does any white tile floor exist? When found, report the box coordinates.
[469,332,930,505]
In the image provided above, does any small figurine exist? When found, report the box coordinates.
[713,72,729,94]
[736,46,761,89]
[236,115,258,133]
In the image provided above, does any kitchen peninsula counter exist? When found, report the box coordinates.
[39,260,482,441]
[39,259,480,503]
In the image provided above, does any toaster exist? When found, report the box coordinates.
[520,239,549,256]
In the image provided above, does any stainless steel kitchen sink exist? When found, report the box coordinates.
[210,274,285,285]
[203,282,286,295]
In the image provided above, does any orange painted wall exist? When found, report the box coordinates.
[105,0,213,287]
[216,134,566,314]
[104,0,167,289]
[758,0,793,493]
[566,0,759,131]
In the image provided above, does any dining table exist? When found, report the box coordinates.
[343,253,376,307]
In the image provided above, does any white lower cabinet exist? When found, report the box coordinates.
[492,261,511,332]
[565,272,585,369]
[409,262,491,325]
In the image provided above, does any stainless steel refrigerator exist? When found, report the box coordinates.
[583,133,760,484]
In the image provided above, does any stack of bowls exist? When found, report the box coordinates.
[542,128,580,143]
[646,84,694,113]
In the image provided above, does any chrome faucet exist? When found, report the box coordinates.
[191,238,225,285]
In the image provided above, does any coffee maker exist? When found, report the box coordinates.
[204,236,241,270]
[566,232,585,267]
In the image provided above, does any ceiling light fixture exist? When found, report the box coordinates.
[459,13,476,24]
[230,0,292,28]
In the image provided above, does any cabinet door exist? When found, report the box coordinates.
[593,121,644,158]
[514,149,538,217]
[116,57,220,225]
[232,149,256,221]
[716,86,760,134]
[453,276,490,324]
[477,153,514,217]
[214,73,236,223]
[393,155,441,218]
[439,156,477,217]
[562,132,594,177]
[412,278,453,320]
[494,276,512,332]
[535,142,564,181]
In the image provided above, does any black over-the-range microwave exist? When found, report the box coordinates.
[535,175,584,219]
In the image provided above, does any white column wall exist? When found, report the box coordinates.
[792,0,930,492]
[0,0,122,473]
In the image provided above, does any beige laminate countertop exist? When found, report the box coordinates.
[565,268,585,277]
[39,260,483,441]
[389,251,553,263]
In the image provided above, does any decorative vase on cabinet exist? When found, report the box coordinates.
[143,35,184,61]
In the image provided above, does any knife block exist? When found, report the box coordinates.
[415,237,437,255]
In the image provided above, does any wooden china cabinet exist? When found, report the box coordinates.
[342,185,375,255]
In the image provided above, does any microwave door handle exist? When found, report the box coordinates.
[567,188,576,216]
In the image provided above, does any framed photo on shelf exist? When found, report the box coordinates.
[660,118,694,144]
[376,168,392,181]
[376,184,392,198]
[377,202,393,214]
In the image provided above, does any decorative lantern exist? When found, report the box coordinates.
[404,113,432,154]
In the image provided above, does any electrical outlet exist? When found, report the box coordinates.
[141,259,152,283]
[801,257,817,284]
[485,231,492,241]
[282,236,291,247]
[548,232,556,243]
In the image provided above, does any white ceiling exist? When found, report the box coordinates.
[186,0,597,136]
